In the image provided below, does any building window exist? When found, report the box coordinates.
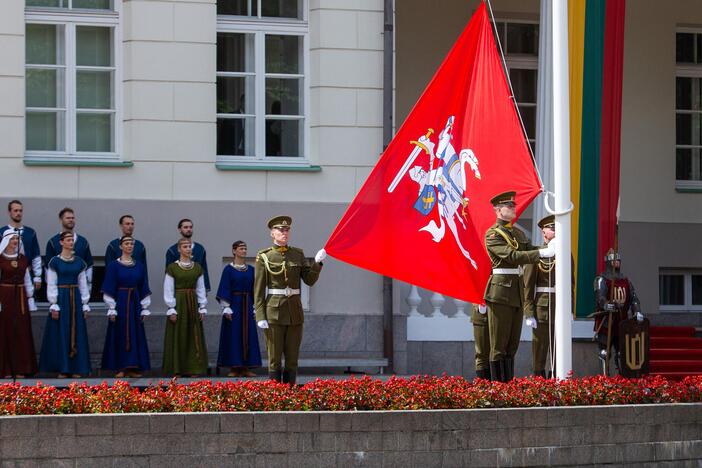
[217,1,308,166]
[493,20,539,151]
[25,1,121,162]
[660,269,702,312]
[676,30,702,186]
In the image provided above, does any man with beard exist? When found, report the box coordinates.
[45,207,94,292]
[0,200,42,290]
[165,218,210,291]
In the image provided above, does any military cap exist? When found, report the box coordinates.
[490,191,516,206]
[538,215,555,229]
[267,215,292,229]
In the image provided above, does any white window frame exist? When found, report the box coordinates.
[217,7,310,167]
[659,268,702,313]
[675,27,702,189]
[25,2,122,163]
[494,19,539,151]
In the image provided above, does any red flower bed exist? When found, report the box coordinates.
[0,375,701,415]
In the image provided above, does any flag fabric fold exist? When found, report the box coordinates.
[325,3,541,303]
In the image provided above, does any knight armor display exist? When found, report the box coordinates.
[593,248,643,374]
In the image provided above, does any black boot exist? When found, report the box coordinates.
[475,368,491,380]
[269,369,282,382]
[504,357,514,381]
[489,361,503,382]
[283,369,297,386]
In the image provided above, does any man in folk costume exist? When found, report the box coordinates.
[483,191,555,382]
[45,208,94,292]
[254,216,325,385]
[1,200,42,291]
[523,215,574,378]
[105,215,148,270]
[594,248,644,374]
[165,218,210,292]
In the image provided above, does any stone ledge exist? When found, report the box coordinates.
[0,404,700,465]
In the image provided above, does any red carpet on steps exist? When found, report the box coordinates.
[649,326,702,380]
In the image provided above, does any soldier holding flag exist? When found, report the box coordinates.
[483,191,555,382]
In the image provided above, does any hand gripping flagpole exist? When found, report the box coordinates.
[544,0,574,380]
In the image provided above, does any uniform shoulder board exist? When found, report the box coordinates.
[256,247,272,260]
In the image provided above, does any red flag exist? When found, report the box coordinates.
[325,3,541,303]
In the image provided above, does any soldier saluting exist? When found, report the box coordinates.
[254,216,325,385]
[483,191,555,382]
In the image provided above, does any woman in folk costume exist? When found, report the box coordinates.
[101,236,152,378]
[0,230,38,377]
[39,231,91,377]
[162,237,208,376]
[216,240,261,377]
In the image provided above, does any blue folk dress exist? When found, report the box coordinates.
[39,256,91,375]
[101,259,152,372]
[216,264,262,368]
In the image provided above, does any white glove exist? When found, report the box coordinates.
[106,308,117,317]
[27,298,37,312]
[315,248,327,264]
[82,304,91,313]
[166,308,177,316]
[636,312,644,322]
[140,309,151,316]
[222,307,233,315]
[525,317,537,329]
[478,304,487,315]
[539,243,555,258]
[49,304,60,313]
[257,320,269,329]
[198,308,207,315]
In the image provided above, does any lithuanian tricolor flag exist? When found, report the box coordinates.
[569,0,626,318]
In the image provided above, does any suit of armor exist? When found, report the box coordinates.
[593,249,642,373]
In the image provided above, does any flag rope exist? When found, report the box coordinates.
[485,0,545,191]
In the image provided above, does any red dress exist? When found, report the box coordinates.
[0,254,38,376]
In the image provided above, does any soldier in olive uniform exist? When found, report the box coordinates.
[522,215,573,378]
[254,216,325,384]
[471,302,491,380]
[484,191,554,382]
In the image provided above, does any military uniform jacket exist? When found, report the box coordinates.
[523,245,575,319]
[483,220,539,307]
[254,245,322,325]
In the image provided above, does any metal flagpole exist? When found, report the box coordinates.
[550,0,573,379]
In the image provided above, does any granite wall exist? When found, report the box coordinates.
[1,404,701,466]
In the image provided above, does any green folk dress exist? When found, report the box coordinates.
[162,261,208,375]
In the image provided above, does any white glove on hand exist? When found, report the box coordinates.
[315,248,327,264]
[198,308,207,315]
[140,309,151,316]
[478,304,487,315]
[106,308,117,317]
[539,243,555,258]
[82,304,91,313]
[166,308,177,316]
[222,307,233,315]
[27,298,37,312]
[636,312,644,322]
[257,320,269,329]
[525,317,537,329]
[49,304,60,313]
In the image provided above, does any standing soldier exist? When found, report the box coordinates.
[522,215,574,378]
[484,191,554,382]
[254,216,325,385]
[594,248,644,374]
[471,302,491,380]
